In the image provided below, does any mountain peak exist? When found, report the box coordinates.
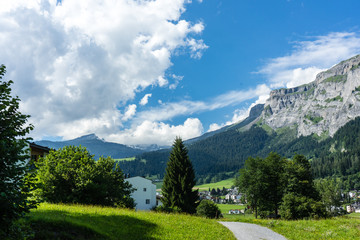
[75,133,101,141]
[262,54,360,138]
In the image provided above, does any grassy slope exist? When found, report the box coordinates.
[26,203,236,240]
[221,213,360,240]
[217,204,248,221]
[195,178,235,190]
[114,157,136,162]
[155,178,236,191]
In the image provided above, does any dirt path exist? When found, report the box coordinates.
[219,221,287,240]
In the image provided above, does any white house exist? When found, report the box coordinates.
[125,176,156,210]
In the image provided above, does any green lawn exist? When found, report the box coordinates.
[195,178,235,190]
[114,157,136,162]
[234,215,360,240]
[349,212,360,218]
[217,204,250,220]
[24,203,236,240]
[217,204,246,213]
[154,180,163,190]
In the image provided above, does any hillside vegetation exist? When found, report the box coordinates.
[24,203,235,240]
[195,178,235,190]
[119,116,360,184]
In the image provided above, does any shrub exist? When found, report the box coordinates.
[152,205,182,213]
[196,200,222,219]
[279,193,327,220]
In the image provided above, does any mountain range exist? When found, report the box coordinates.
[37,55,360,184]
[36,134,165,159]
[117,54,360,183]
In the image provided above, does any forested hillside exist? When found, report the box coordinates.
[119,116,360,184]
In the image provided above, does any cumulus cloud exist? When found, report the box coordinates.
[107,118,203,145]
[139,94,152,106]
[259,32,360,88]
[123,104,137,121]
[0,0,206,142]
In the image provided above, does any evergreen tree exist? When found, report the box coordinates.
[162,137,198,214]
[0,65,37,238]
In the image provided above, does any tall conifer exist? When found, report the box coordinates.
[162,137,198,214]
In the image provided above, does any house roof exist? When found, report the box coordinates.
[29,142,51,152]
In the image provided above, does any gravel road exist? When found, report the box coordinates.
[219,221,287,240]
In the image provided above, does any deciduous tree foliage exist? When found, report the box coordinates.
[196,199,221,219]
[0,65,36,238]
[35,146,135,208]
[162,137,198,214]
[237,153,327,219]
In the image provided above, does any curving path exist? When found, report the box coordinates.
[219,221,287,240]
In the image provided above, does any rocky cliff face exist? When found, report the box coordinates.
[261,54,360,137]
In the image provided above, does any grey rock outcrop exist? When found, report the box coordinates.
[261,54,360,137]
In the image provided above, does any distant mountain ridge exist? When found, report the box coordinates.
[36,134,159,159]
[259,54,360,137]
[118,54,360,183]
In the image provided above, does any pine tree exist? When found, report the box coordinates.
[162,137,198,214]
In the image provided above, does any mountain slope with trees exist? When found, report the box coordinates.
[119,55,360,183]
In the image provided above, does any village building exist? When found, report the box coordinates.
[29,142,50,161]
[125,176,157,210]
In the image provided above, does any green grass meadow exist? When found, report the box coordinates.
[25,203,235,240]
[114,157,136,162]
[219,210,360,240]
[195,178,235,190]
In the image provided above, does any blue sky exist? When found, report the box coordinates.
[2,0,360,145]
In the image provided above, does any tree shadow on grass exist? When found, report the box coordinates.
[28,209,158,240]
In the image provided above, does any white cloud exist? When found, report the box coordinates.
[134,84,271,123]
[107,118,203,145]
[139,94,152,106]
[208,123,222,132]
[123,104,137,121]
[169,74,183,90]
[187,38,208,59]
[0,0,206,141]
[260,32,360,88]
[207,109,248,132]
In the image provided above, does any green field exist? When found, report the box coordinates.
[114,157,136,162]
[154,181,163,190]
[223,214,360,240]
[217,204,249,220]
[217,204,246,213]
[349,212,360,218]
[24,203,235,240]
[195,178,235,190]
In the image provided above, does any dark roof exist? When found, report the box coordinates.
[29,142,51,152]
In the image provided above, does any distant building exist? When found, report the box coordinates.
[29,142,50,161]
[125,176,156,210]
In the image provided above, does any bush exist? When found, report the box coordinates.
[35,146,135,208]
[152,205,182,213]
[196,200,222,219]
[279,193,328,220]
